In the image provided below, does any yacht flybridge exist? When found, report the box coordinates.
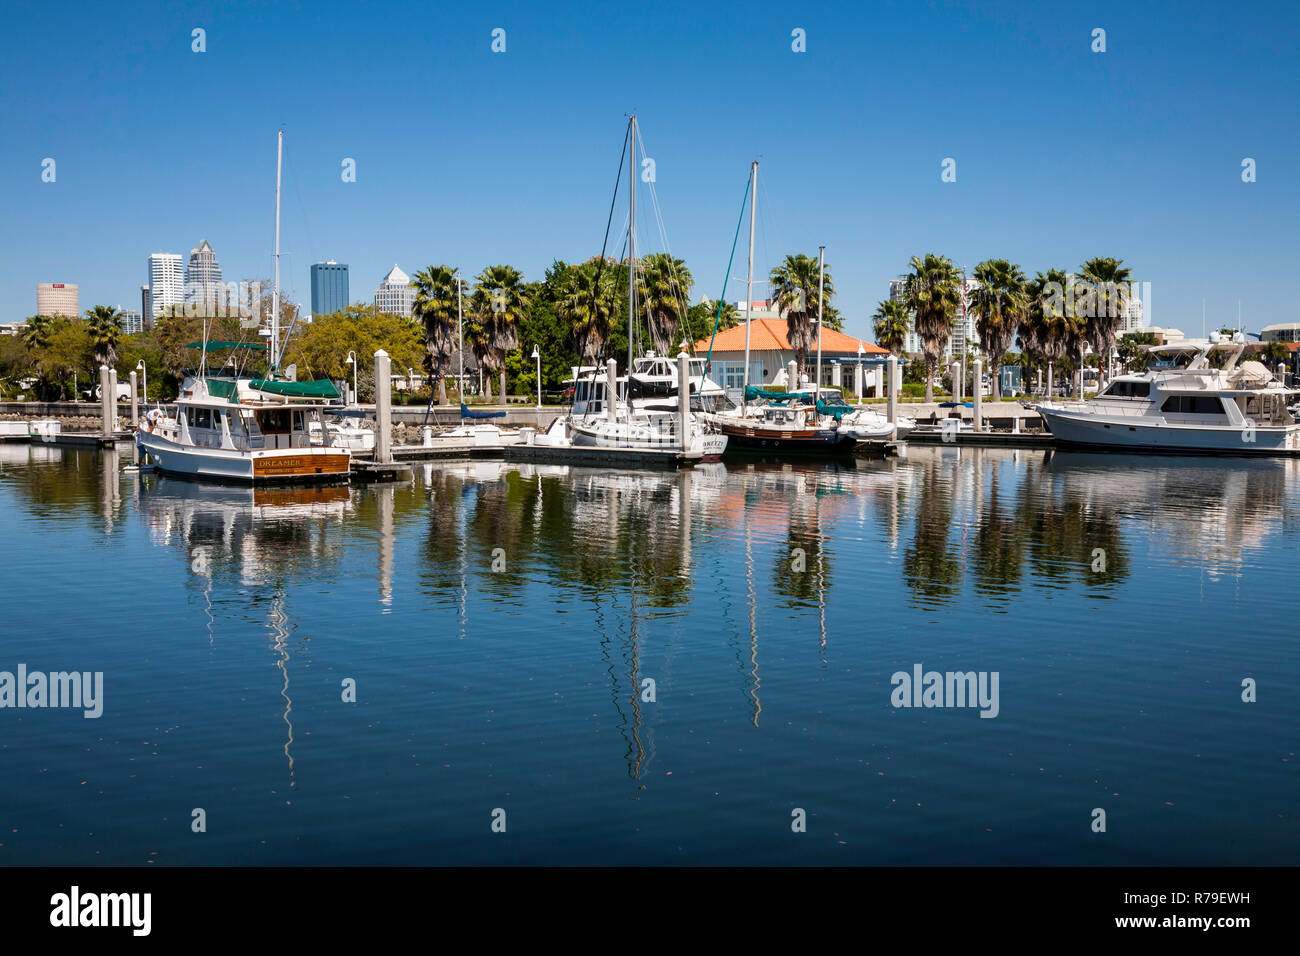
[1035,334,1300,455]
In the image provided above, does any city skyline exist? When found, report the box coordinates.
[3,0,1296,340]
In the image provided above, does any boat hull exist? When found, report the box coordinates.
[138,431,351,483]
[568,421,727,460]
[1038,407,1300,456]
[717,422,857,456]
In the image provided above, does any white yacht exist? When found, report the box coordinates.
[1034,334,1300,455]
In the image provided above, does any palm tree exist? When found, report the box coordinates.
[84,305,123,369]
[872,299,910,356]
[902,254,962,402]
[636,253,693,352]
[769,253,834,381]
[1077,257,1132,389]
[21,314,52,350]
[1023,268,1081,398]
[469,264,528,403]
[410,265,460,405]
[561,259,619,364]
[968,260,1027,400]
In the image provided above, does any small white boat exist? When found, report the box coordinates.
[308,415,375,451]
[427,423,524,447]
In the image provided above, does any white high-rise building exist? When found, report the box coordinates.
[950,276,982,360]
[36,282,79,318]
[374,265,414,317]
[184,239,223,307]
[147,253,183,322]
[889,275,981,359]
[119,309,144,335]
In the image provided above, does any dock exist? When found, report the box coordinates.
[907,429,1056,449]
[503,443,703,468]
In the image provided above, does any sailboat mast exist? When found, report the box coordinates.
[271,129,283,371]
[627,115,637,380]
[742,161,757,416]
[816,245,825,398]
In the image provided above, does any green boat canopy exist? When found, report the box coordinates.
[185,340,268,351]
[248,378,341,400]
[745,385,812,402]
[203,378,239,402]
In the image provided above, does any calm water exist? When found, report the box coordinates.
[1,442,1296,865]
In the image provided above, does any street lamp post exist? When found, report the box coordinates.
[135,360,147,404]
[857,343,865,403]
[346,350,357,405]
[531,345,541,408]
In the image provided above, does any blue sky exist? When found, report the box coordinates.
[2,0,1297,342]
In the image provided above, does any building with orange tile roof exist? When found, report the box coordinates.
[693,316,889,396]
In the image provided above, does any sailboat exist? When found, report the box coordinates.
[558,116,728,460]
[703,163,854,456]
[136,131,353,483]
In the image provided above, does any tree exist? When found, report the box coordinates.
[283,305,424,401]
[770,253,834,381]
[1022,269,1082,397]
[1077,257,1132,389]
[872,299,910,356]
[559,258,620,365]
[21,314,53,351]
[1116,331,1156,374]
[686,298,740,347]
[84,305,124,370]
[468,264,528,402]
[409,265,461,405]
[902,254,962,402]
[968,260,1027,400]
[636,253,693,352]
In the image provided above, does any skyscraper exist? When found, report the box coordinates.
[147,253,183,322]
[36,282,79,317]
[374,265,413,317]
[184,239,223,307]
[119,309,144,335]
[311,260,349,316]
[141,286,151,328]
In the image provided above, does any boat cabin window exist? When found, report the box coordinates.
[259,408,292,433]
[1103,381,1150,397]
[189,407,213,429]
[1161,395,1224,414]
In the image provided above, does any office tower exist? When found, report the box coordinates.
[36,282,79,317]
[373,264,413,317]
[311,260,349,316]
[184,239,223,307]
[147,253,183,322]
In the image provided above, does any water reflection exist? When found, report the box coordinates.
[137,479,353,785]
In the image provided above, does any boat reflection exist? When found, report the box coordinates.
[137,478,354,785]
